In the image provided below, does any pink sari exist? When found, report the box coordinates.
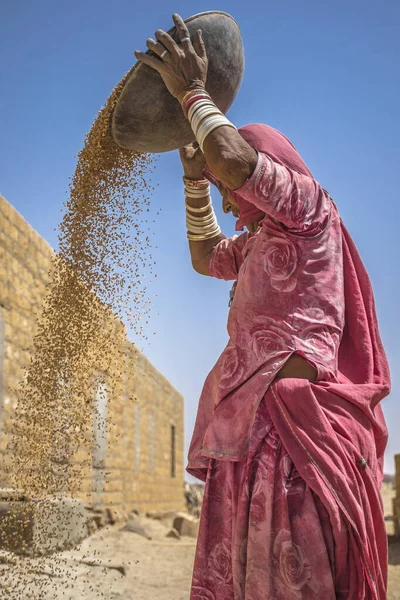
[189,125,390,599]
[191,394,348,600]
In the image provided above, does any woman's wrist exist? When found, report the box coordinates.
[177,85,207,105]
[183,169,204,181]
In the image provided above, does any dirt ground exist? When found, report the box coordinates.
[0,517,197,600]
[0,484,399,599]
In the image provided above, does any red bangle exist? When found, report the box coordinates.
[180,88,210,102]
[185,94,211,108]
[184,97,211,119]
[183,94,212,119]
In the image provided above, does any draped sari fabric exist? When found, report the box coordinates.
[192,393,356,599]
[189,124,390,599]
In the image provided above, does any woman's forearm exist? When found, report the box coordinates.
[202,126,258,191]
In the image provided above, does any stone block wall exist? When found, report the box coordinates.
[0,194,185,513]
[393,454,400,537]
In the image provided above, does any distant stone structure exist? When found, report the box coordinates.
[0,194,185,513]
[393,454,400,537]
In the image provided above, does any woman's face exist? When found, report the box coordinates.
[216,182,240,217]
[216,181,260,233]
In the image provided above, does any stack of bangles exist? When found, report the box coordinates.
[180,87,235,241]
[180,88,237,152]
[184,177,221,242]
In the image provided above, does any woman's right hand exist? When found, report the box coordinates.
[179,142,207,180]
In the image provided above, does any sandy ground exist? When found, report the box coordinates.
[0,484,399,599]
[0,516,197,600]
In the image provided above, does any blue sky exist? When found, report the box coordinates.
[1,0,399,480]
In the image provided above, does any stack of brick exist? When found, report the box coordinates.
[0,194,186,514]
[392,454,400,537]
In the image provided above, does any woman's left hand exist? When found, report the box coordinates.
[179,143,207,180]
[134,14,208,102]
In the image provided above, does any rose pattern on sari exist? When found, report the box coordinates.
[288,186,313,227]
[219,346,246,388]
[273,529,312,595]
[207,539,234,585]
[301,325,338,362]
[191,588,216,600]
[248,319,294,358]
[261,235,299,292]
[299,295,326,320]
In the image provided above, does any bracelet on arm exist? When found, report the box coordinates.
[186,221,221,235]
[180,89,211,107]
[186,212,215,225]
[197,116,236,152]
[183,177,210,199]
[181,90,237,152]
[183,176,210,189]
[184,184,211,199]
[186,213,216,229]
[187,230,221,241]
[190,106,221,133]
[181,90,213,118]
[184,199,212,212]
[185,192,221,241]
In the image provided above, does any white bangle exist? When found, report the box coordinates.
[185,192,209,199]
[197,115,227,140]
[187,99,205,121]
[185,199,212,213]
[186,215,214,229]
[187,228,222,241]
[188,99,217,122]
[186,210,217,229]
[199,119,237,152]
[191,106,221,135]
[191,108,223,139]
[184,185,210,198]
[189,102,219,122]
[186,213,214,226]
[187,222,217,234]
[185,194,221,240]
[186,214,215,227]
[187,224,219,235]
[186,209,214,221]
[198,115,235,141]
[187,223,221,235]
[186,97,237,152]
[184,182,210,193]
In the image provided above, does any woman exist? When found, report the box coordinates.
[135,14,390,599]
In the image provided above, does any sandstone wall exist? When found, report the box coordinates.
[0,194,185,512]
[393,454,400,537]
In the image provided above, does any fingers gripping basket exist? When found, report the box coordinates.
[110,11,244,153]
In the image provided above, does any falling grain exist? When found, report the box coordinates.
[2,72,157,598]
